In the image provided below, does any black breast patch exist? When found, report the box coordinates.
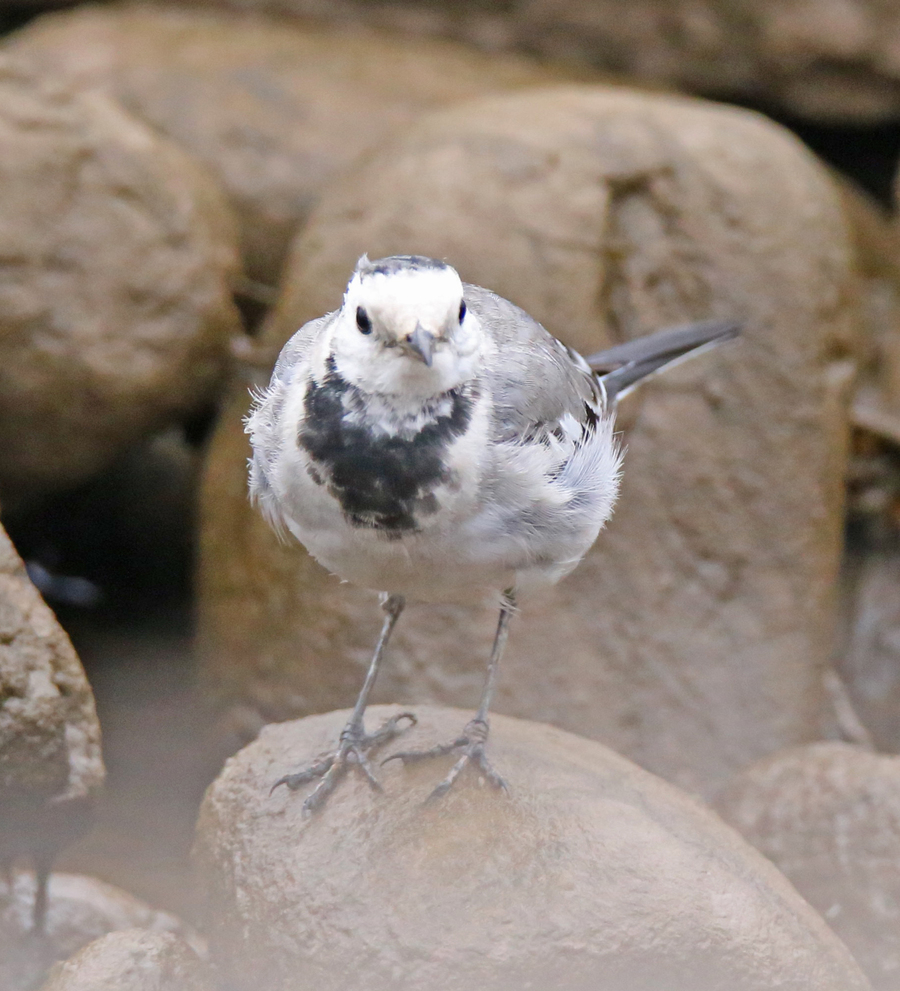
[298,359,475,534]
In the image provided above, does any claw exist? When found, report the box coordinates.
[382,736,464,766]
[270,755,335,795]
[475,751,509,793]
[386,718,508,801]
[368,711,417,748]
[271,712,416,812]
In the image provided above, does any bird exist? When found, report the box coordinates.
[246,253,739,814]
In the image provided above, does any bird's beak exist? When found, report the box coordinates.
[406,323,436,366]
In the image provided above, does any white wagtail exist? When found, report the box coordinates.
[246,254,738,813]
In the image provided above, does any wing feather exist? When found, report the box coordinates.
[463,285,604,448]
[245,312,334,538]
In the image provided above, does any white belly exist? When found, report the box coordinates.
[275,442,612,606]
[275,411,518,603]
[260,362,619,605]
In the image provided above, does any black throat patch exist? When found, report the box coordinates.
[298,356,476,534]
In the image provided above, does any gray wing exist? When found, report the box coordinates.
[463,285,603,444]
[245,311,335,537]
[462,286,621,579]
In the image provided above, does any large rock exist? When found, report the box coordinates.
[715,742,900,991]
[0,872,199,991]
[39,929,213,991]
[0,56,241,503]
[3,4,577,288]
[0,523,103,883]
[142,0,900,124]
[199,86,858,795]
[194,705,870,991]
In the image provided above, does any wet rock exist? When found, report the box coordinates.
[715,741,900,991]
[39,928,213,991]
[0,872,200,991]
[4,4,576,288]
[194,705,869,991]
[0,522,103,890]
[145,0,900,124]
[0,57,241,503]
[199,85,858,796]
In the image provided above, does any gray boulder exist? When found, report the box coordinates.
[0,56,241,503]
[194,705,870,991]
[39,928,213,991]
[716,741,900,991]
[0,523,103,918]
[4,3,576,287]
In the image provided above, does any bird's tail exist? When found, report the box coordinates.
[585,320,741,404]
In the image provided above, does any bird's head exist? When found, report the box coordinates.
[328,255,481,397]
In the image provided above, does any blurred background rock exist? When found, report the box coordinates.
[0,870,205,991]
[1,0,900,987]
[1,4,590,294]
[715,741,900,991]
[38,928,214,991]
[0,55,241,508]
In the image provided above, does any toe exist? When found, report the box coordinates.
[473,748,508,792]
[271,769,320,794]
[302,762,344,815]
[382,734,469,766]
[351,748,384,791]
[270,756,334,795]
[366,711,418,748]
[425,753,469,803]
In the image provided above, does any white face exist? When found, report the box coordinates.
[327,257,482,398]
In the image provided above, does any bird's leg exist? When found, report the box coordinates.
[385,589,516,801]
[272,593,415,815]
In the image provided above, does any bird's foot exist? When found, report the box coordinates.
[272,711,416,815]
[384,718,508,801]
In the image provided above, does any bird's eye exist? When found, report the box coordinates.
[458,299,467,323]
[356,306,372,334]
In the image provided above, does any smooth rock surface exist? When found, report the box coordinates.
[39,928,213,991]
[0,56,241,502]
[3,3,577,287]
[199,85,858,795]
[715,742,900,991]
[0,872,199,991]
[0,522,103,875]
[151,0,900,124]
[195,705,870,991]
